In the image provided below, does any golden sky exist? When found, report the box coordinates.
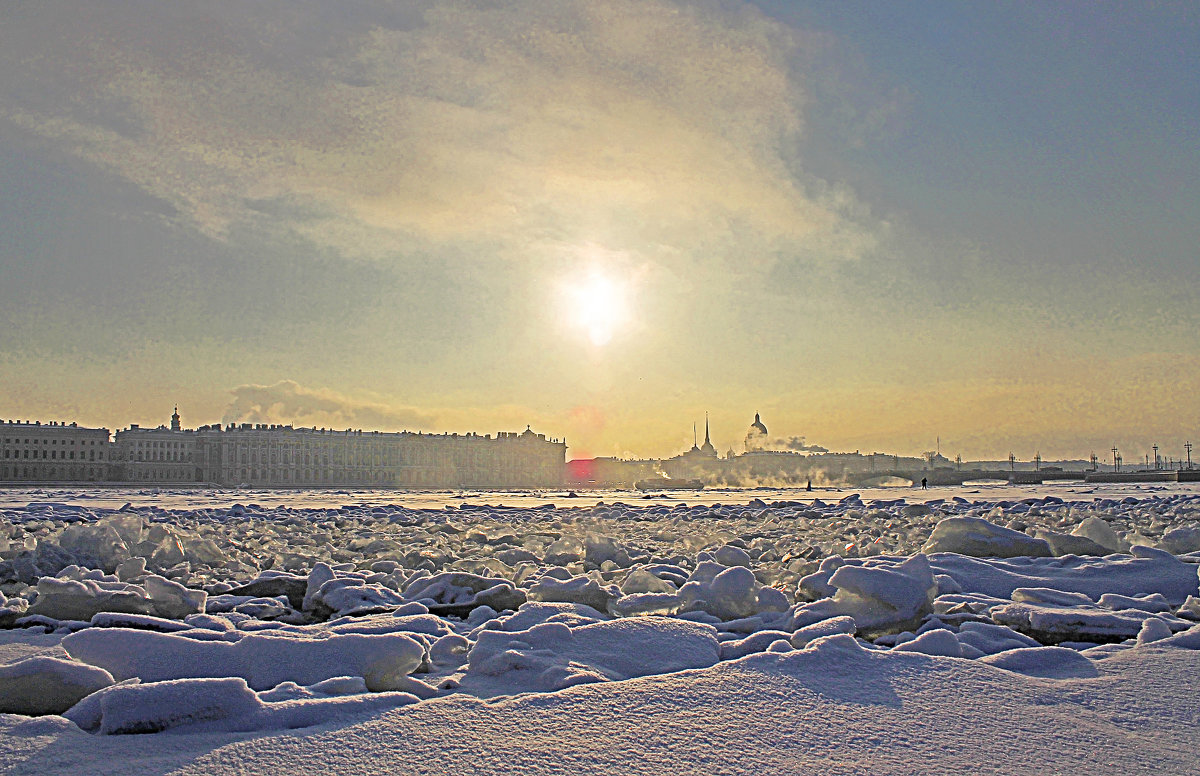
[1,1,1197,462]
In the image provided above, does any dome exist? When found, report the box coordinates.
[744,412,769,453]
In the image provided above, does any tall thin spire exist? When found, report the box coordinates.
[704,412,711,445]
[693,422,697,448]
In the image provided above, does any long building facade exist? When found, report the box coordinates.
[0,420,111,482]
[2,411,566,488]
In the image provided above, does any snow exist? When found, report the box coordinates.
[61,628,426,691]
[1,484,1200,773]
[1160,526,1200,553]
[0,630,66,665]
[2,639,1198,774]
[976,645,1099,678]
[927,547,1198,603]
[953,621,1040,654]
[921,516,1052,557]
[0,657,113,716]
[789,614,857,647]
[526,573,617,612]
[1032,528,1112,556]
[60,676,420,735]
[403,572,526,616]
[793,554,937,635]
[1072,515,1129,553]
[24,574,205,622]
[93,677,261,734]
[461,617,720,696]
[990,601,1191,644]
[676,562,782,620]
[890,627,964,657]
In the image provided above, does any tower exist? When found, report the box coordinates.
[700,412,716,457]
[171,406,181,432]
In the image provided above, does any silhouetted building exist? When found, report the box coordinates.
[0,420,110,482]
[192,423,564,488]
[699,414,717,457]
[745,412,769,451]
[113,418,200,483]
[2,411,566,488]
[565,457,659,488]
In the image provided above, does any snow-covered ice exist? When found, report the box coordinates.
[0,483,1198,774]
[62,628,426,691]
[0,656,113,716]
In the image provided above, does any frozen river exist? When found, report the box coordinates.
[2,479,1197,511]
[1,482,1199,774]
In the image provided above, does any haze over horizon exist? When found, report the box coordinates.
[2,1,1197,463]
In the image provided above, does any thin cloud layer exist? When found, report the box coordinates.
[222,380,433,431]
[0,0,879,276]
[3,3,1193,459]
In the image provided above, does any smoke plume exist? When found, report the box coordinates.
[222,380,433,430]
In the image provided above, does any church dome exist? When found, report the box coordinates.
[744,412,769,452]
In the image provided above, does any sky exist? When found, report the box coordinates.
[0,1,1197,463]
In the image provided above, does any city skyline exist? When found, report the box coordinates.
[0,407,1193,472]
[2,2,1197,462]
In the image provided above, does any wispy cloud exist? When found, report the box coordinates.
[222,380,433,430]
[0,1,880,277]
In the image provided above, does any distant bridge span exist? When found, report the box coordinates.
[844,469,1086,487]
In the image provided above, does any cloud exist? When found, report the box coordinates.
[782,436,829,454]
[745,427,828,455]
[222,380,433,430]
[0,0,881,277]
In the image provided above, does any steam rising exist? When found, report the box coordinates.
[222,380,432,430]
[783,436,829,454]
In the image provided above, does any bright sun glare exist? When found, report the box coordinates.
[564,268,628,347]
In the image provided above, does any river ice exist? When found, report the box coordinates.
[0,483,1198,774]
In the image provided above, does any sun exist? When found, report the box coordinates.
[562,267,628,347]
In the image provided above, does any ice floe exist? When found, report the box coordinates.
[0,486,1198,746]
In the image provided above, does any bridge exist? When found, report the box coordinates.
[844,468,1087,487]
[1083,469,1200,483]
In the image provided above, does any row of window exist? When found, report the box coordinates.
[229,468,396,483]
[227,452,397,466]
[125,468,200,481]
[215,467,536,486]
[1,466,102,480]
[1,438,102,445]
[124,452,192,462]
[2,449,100,460]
